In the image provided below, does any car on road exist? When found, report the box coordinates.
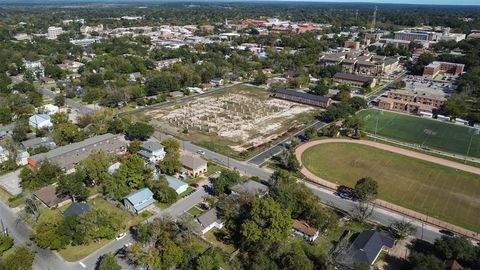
[336,185,357,200]
[439,229,455,237]
[197,150,206,156]
[116,232,127,240]
[124,242,132,248]
[191,183,199,189]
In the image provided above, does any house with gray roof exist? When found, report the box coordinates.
[63,202,91,217]
[123,188,155,214]
[163,175,188,194]
[21,137,56,151]
[336,229,395,269]
[138,141,166,163]
[196,208,224,234]
[230,180,269,197]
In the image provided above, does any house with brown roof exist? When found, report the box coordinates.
[33,184,71,208]
[292,219,319,242]
[180,154,207,177]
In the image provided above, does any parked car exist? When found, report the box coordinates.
[191,183,199,189]
[116,232,127,240]
[336,185,357,200]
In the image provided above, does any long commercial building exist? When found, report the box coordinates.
[28,133,127,173]
[270,89,331,108]
[333,73,377,88]
[320,52,399,76]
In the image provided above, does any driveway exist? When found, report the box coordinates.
[0,169,22,196]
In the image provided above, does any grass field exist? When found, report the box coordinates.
[357,109,480,158]
[301,143,480,232]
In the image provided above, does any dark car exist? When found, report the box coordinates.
[336,185,357,200]
[439,229,455,237]
[191,183,199,189]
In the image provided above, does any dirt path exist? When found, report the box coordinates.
[295,138,480,241]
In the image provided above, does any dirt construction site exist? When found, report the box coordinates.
[146,86,317,157]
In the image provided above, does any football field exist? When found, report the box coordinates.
[357,109,480,158]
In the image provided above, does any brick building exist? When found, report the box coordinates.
[377,90,446,114]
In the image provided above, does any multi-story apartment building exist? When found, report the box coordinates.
[423,61,465,78]
[377,90,446,114]
[47,26,64,40]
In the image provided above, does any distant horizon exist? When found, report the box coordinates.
[1,0,479,7]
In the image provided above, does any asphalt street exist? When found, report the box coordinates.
[366,71,407,103]
[248,121,327,165]
[38,87,95,115]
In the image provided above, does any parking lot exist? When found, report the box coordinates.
[403,75,455,95]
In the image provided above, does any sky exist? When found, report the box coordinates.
[270,0,479,5]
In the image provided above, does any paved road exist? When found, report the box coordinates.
[116,82,247,117]
[38,87,95,115]
[248,121,327,166]
[366,71,407,103]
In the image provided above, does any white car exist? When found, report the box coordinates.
[124,242,133,248]
[197,150,206,156]
[116,233,127,240]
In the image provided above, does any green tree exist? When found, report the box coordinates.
[440,94,468,119]
[3,246,35,270]
[19,160,63,190]
[98,253,121,270]
[408,252,443,270]
[82,87,104,104]
[212,169,241,195]
[342,115,364,138]
[280,245,313,270]
[240,197,292,245]
[390,220,417,240]
[161,239,184,269]
[12,121,30,142]
[434,235,477,263]
[312,83,329,96]
[127,140,143,154]
[196,254,217,270]
[126,122,154,141]
[54,94,65,107]
[159,138,182,175]
[113,155,147,190]
[354,177,378,202]
[57,171,89,202]
[254,71,268,85]
[51,112,69,126]
[53,122,84,146]
[78,151,112,186]
[0,235,13,254]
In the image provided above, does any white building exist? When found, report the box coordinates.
[0,146,10,163]
[42,104,60,115]
[16,151,30,165]
[24,60,44,79]
[138,141,166,163]
[196,208,224,234]
[47,26,64,40]
[29,114,53,129]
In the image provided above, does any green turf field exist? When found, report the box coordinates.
[357,109,480,159]
[301,143,480,232]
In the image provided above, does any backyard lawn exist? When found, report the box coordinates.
[301,142,480,232]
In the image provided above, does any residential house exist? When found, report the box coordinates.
[29,114,53,129]
[336,229,395,269]
[138,141,166,163]
[40,77,55,84]
[123,188,156,214]
[292,219,319,242]
[16,151,30,165]
[108,162,121,175]
[0,124,14,139]
[196,208,224,234]
[210,78,224,86]
[63,202,91,217]
[42,104,60,115]
[164,175,189,194]
[128,72,144,83]
[33,184,71,208]
[24,60,44,79]
[230,180,269,197]
[180,155,207,177]
[20,137,56,151]
[0,146,9,163]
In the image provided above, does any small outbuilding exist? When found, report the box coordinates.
[196,208,224,234]
[123,188,155,214]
